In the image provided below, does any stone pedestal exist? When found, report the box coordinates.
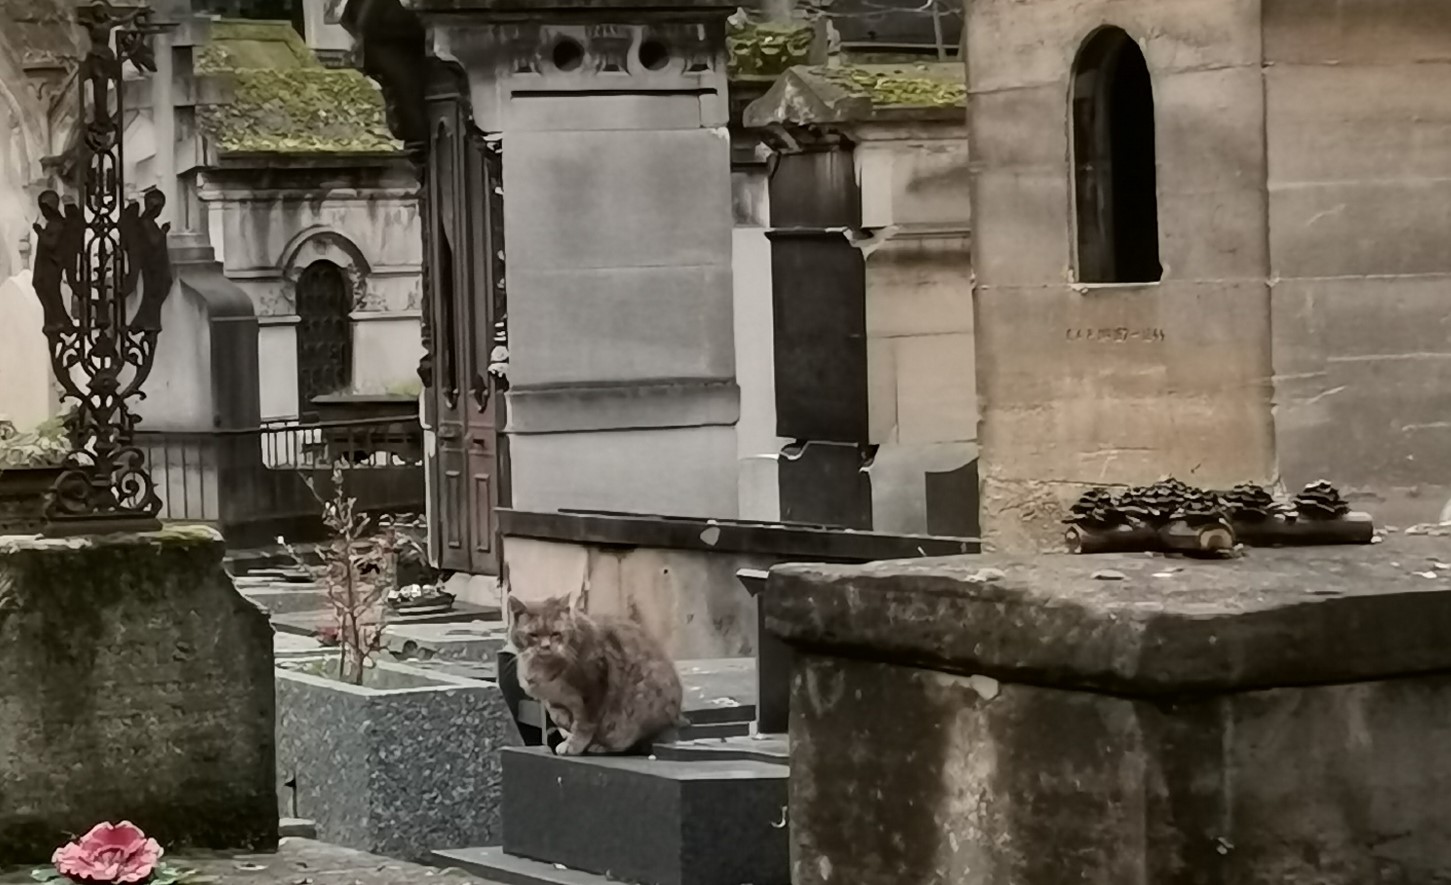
[765,539,1451,885]
[0,527,277,864]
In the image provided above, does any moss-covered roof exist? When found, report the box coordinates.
[742,62,966,129]
[197,19,400,155]
[813,64,967,108]
[727,18,815,77]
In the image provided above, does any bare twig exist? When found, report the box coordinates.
[281,464,402,685]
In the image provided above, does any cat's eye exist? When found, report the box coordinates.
[550,633,562,643]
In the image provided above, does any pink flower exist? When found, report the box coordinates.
[51,821,163,883]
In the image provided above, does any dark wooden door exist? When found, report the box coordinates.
[422,66,504,576]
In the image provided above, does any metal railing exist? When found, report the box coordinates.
[135,416,425,546]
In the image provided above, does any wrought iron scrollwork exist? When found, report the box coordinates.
[31,1,173,535]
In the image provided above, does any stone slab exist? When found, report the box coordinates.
[0,527,277,863]
[273,631,327,659]
[654,734,789,766]
[765,537,1451,696]
[677,657,756,723]
[3,838,504,885]
[406,658,500,683]
[271,601,501,638]
[276,659,521,862]
[244,585,330,616]
[432,847,611,885]
[500,747,789,885]
[384,621,509,663]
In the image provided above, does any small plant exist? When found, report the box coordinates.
[31,821,215,884]
[0,412,71,469]
[282,464,406,685]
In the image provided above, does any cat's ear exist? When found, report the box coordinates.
[571,593,587,613]
[507,594,528,619]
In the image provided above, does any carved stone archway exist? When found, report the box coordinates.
[278,226,372,313]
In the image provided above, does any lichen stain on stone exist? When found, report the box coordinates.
[727,17,815,77]
[802,658,846,714]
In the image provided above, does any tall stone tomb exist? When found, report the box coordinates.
[966,0,1451,550]
[421,0,740,522]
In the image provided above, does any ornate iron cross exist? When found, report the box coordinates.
[31,0,174,535]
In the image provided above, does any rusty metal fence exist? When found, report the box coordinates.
[134,416,425,547]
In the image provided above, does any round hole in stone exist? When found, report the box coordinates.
[552,37,584,72]
[638,38,670,71]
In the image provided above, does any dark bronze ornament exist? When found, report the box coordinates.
[31,1,173,535]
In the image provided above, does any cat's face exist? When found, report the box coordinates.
[508,594,575,656]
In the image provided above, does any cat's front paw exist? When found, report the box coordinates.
[556,737,589,756]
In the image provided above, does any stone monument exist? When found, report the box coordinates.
[765,540,1451,884]
[0,2,276,862]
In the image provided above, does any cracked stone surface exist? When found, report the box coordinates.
[766,535,1451,695]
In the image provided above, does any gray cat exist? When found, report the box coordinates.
[508,594,685,756]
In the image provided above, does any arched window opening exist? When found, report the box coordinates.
[1071,26,1162,284]
[295,259,353,419]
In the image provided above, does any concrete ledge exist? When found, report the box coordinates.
[504,380,741,434]
[501,508,979,561]
[765,537,1451,695]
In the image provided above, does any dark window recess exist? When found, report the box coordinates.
[295,260,353,418]
[1071,26,1162,284]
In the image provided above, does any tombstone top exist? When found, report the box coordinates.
[764,535,1451,696]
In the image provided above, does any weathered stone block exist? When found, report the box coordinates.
[864,237,974,340]
[506,425,740,520]
[0,527,277,863]
[501,747,789,885]
[276,658,520,862]
[767,539,1451,885]
[974,279,1276,550]
[892,332,976,446]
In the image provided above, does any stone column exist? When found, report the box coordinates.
[766,540,1451,885]
[417,0,741,520]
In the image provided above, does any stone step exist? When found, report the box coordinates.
[676,718,750,741]
[497,747,789,885]
[243,585,330,616]
[271,600,501,637]
[383,620,509,663]
[654,733,788,766]
[433,847,613,885]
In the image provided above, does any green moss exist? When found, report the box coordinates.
[202,67,398,154]
[197,19,400,155]
[812,64,967,109]
[728,18,815,76]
